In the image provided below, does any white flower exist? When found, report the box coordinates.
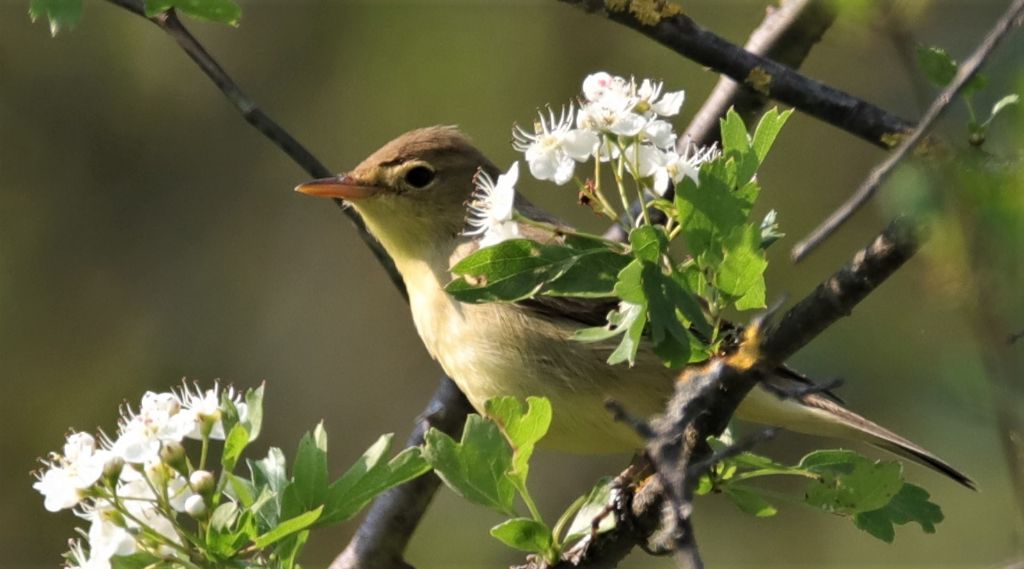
[177,382,246,440]
[85,507,137,560]
[66,539,111,569]
[112,391,196,463]
[34,433,115,512]
[513,107,597,185]
[638,141,720,196]
[464,162,520,247]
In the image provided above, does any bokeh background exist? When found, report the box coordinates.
[2,0,1022,567]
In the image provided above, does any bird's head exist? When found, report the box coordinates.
[296,126,497,261]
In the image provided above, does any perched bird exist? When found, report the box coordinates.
[296,126,973,488]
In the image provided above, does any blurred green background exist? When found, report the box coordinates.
[2,0,1022,567]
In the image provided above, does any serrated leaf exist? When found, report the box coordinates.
[143,0,241,26]
[423,416,517,515]
[724,486,777,517]
[853,483,943,543]
[29,0,82,36]
[751,108,793,163]
[320,436,430,526]
[802,450,904,515]
[916,45,957,87]
[641,262,708,366]
[224,472,255,507]
[490,518,553,554]
[716,224,767,311]
[607,301,647,366]
[251,447,288,493]
[629,225,667,262]
[221,423,249,472]
[253,506,323,549]
[291,424,328,511]
[564,476,617,543]
[675,173,758,262]
[720,108,752,156]
[484,397,551,487]
[573,301,642,343]
[210,501,239,531]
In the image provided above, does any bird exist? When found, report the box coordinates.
[295,125,973,489]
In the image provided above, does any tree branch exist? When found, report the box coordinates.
[99,4,472,568]
[791,0,1024,261]
[558,0,913,148]
[604,0,839,242]
[553,216,922,568]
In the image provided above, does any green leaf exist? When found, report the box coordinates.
[210,501,239,532]
[759,209,785,249]
[143,0,242,26]
[916,45,957,87]
[613,259,645,303]
[244,384,264,441]
[716,224,768,311]
[563,476,617,544]
[751,108,793,163]
[484,397,552,486]
[989,94,1019,121]
[802,450,904,515]
[607,301,647,366]
[628,225,667,262]
[224,472,255,507]
[853,483,943,543]
[641,262,706,366]
[543,247,631,298]
[446,240,577,303]
[723,486,777,517]
[273,530,309,569]
[253,506,323,549]
[573,301,640,343]
[251,447,288,493]
[320,435,430,526]
[29,0,82,35]
[423,415,517,515]
[720,108,752,156]
[490,518,554,555]
[291,423,329,511]
[675,174,759,262]
[963,73,988,97]
[221,423,249,472]
[109,553,162,569]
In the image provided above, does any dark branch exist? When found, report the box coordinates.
[331,379,473,569]
[559,0,913,148]
[100,3,472,568]
[558,216,923,567]
[105,0,405,296]
[604,0,838,242]
[791,0,1024,261]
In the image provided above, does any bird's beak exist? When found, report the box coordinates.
[294,175,381,200]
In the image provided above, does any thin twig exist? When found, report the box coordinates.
[99,4,472,568]
[559,0,913,148]
[791,0,1024,261]
[604,0,838,242]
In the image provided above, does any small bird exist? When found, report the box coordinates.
[296,126,973,488]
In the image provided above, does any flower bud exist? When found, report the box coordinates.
[183,494,207,518]
[102,456,125,484]
[189,470,215,495]
[159,442,186,471]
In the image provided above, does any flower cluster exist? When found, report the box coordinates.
[468,72,720,245]
[33,382,246,569]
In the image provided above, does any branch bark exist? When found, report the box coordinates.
[791,0,1024,261]
[558,0,913,148]
[605,0,839,242]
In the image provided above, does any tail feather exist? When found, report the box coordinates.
[737,383,975,490]
[800,392,976,490]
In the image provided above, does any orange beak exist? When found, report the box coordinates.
[294,175,381,200]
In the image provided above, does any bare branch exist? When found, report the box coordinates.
[604,0,838,242]
[99,4,472,567]
[558,0,913,148]
[791,0,1024,261]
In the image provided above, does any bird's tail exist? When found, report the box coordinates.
[737,384,975,490]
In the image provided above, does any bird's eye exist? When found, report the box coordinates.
[404,165,435,189]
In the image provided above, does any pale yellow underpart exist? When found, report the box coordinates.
[397,244,854,454]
